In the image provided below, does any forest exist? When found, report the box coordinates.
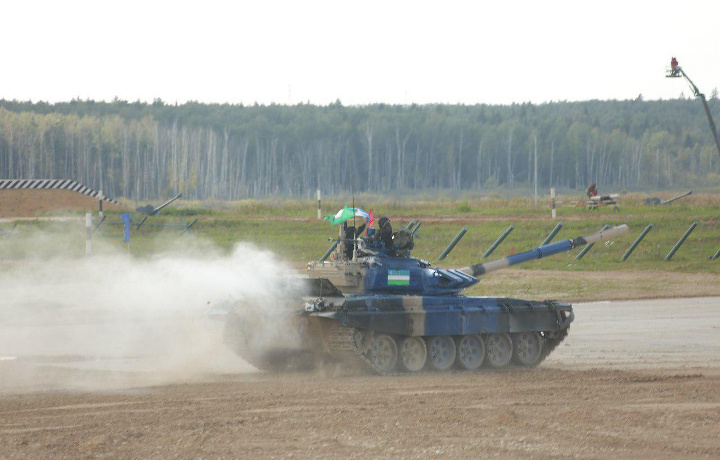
[0,96,719,200]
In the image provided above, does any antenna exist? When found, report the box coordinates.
[352,196,357,261]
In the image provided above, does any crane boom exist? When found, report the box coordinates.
[667,63,720,159]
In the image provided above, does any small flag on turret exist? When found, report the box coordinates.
[388,270,410,286]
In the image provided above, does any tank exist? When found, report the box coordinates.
[220,221,628,374]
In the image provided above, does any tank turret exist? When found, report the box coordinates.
[307,224,628,296]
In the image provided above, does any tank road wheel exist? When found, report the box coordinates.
[485,333,513,368]
[370,334,398,374]
[512,332,543,367]
[426,336,457,371]
[455,334,485,371]
[398,337,427,372]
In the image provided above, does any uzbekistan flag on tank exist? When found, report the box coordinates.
[324,205,371,225]
[388,270,410,286]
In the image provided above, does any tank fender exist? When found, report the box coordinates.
[559,309,574,329]
[550,301,574,329]
[308,311,341,319]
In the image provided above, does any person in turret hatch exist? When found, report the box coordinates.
[342,222,366,259]
[377,216,393,251]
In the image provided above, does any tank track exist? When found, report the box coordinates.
[536,326,570,366]
[234,350,281,372]
[320,320,378,374]
[238,349,315,373]
[318,320,571,375]
[223,316,315,372]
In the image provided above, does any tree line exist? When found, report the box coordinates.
[0,96,718,201]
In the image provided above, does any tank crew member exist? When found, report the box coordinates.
[343,222,366,259]
[377,216,393,250]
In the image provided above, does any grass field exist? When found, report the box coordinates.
[2,192,719,300]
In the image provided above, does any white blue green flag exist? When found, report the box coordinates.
[324,206,371,226]
[388,270,410,286]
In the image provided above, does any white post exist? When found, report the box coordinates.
[98,189,104,219]
[551,188,557,219]
[85,212,92,256]
[533,135,538,206]
[317,189,322,219]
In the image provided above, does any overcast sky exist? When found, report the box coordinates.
[2,0,718,106]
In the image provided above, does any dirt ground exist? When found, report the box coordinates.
[1,298,719,459]
[0,189,125,218]
[1,369,718,460]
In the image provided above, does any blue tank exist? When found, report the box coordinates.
[222,223,628,374]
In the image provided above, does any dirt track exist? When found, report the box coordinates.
[0,189,126,217]
[1,298,720,459]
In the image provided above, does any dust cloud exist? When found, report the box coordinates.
[0,233,302,394]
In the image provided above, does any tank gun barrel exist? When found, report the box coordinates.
[459,225,628,277]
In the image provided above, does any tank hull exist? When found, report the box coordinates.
[222,295,573,374]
